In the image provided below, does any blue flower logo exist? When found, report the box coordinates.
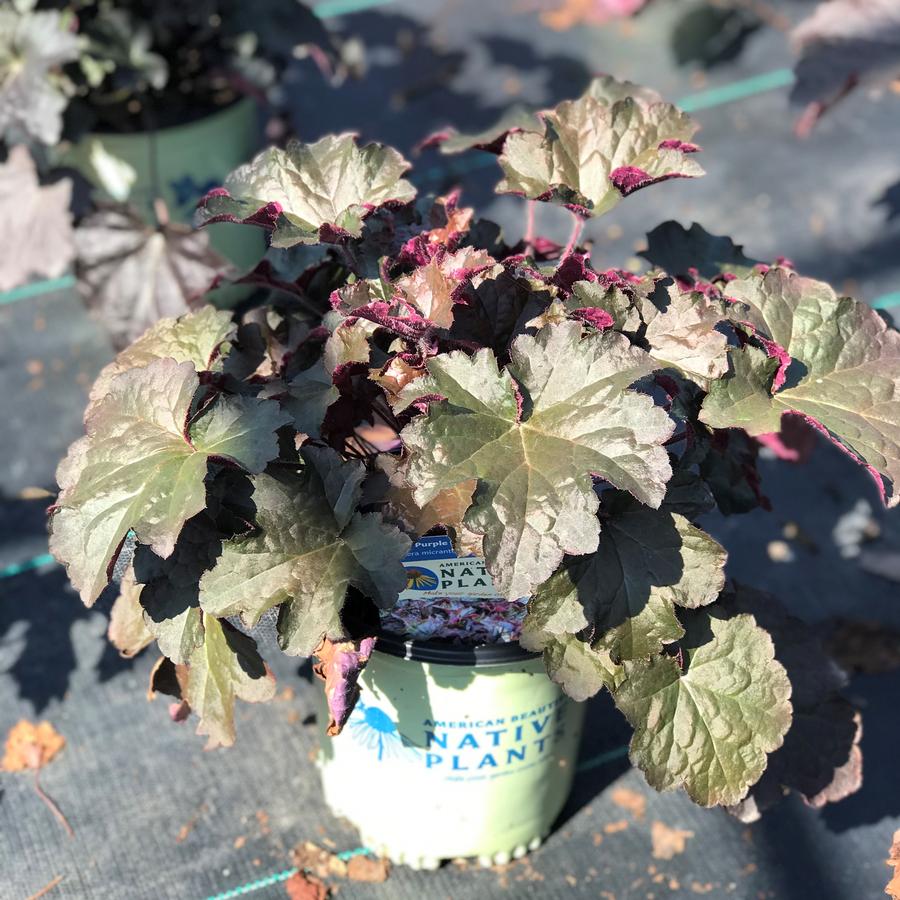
[404,566,439,590]
[348,700,420,761]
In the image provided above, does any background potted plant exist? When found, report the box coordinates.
[49,76,895,867]
[0,0,345,347]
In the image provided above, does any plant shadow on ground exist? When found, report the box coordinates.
[0,564,135,713]
[286,10,592,157]
[553,691,632,831]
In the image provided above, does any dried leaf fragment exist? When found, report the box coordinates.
[887,829,900,899]
[651,821,694,860]
[291,841,348,879]
[346,854,391,883]
[284,871,329,900]
[2,720,65,771]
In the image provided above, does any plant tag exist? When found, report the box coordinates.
[399,536,500,601]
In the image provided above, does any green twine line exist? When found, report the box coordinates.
[0,275,76,307]
[0,553,56,580]
[314,0,395,18]
[204,868,298,900]
[676,68,795,112]
[576,744,630,774]
[871,291,900,310]
[204,848,372,900]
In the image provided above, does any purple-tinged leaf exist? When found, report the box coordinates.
[702,267,900,506]
[195,135,416,249]
[496,77,703,218]
[313,636,376,736]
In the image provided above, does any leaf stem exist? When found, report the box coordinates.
[33,769,74,839]
[523,201,536,255]
[562,213,584,259]
[26,875,63,900]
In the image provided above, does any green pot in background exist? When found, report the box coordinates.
[316,636,586,870]
[69,98,265,271]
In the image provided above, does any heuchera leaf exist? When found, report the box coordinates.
[198,447,410,656]
[0,145,74,291]
[89,306,237,405]
[195,135,416,248]
[0,5,81,146]
[107,567,155,659]
[426,106,544,155]
[185,616,276,750]
[520,630,622,702]
[701,267,900,505]
[377,454,481,554]
[448,266,556,355]
[313,636,376,736]
[400,320,674,598]
[640,221,757,283]
[496,77,703,218]
[132,512,220,665]
[49,358,290,605]
[76,206,229,350]
[613,607,792,806]
[722,586,862,822]
[260,361,338,439]
[524,491,727,662]
[641,284,730,385]
[394,247,495,328]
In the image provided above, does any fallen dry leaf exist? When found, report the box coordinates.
[346,854,390,883]
[2,720,65,771]
[291,842,348,879]
[604,820,629,834]
[651,821,695,860]
[2,720,73,837]
[887,829,900,899]
[285,871,329,900]
[611,786,646,820]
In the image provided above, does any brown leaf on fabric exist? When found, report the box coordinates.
[0,145,74,292]
[611,786,646,820]
[284,871,329,900]
[291,841,348,879]
[346,854,391,883]
[2,720,65,771]
[887,829,900,899]
[651,821,694,860]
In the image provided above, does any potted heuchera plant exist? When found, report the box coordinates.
[50,77,894,864]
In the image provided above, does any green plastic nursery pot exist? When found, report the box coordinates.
[73,98,264,270]
[316,635,586,870]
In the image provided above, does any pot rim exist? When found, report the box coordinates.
[373,629,540,667]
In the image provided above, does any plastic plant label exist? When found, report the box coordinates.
[398,536,500,602]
